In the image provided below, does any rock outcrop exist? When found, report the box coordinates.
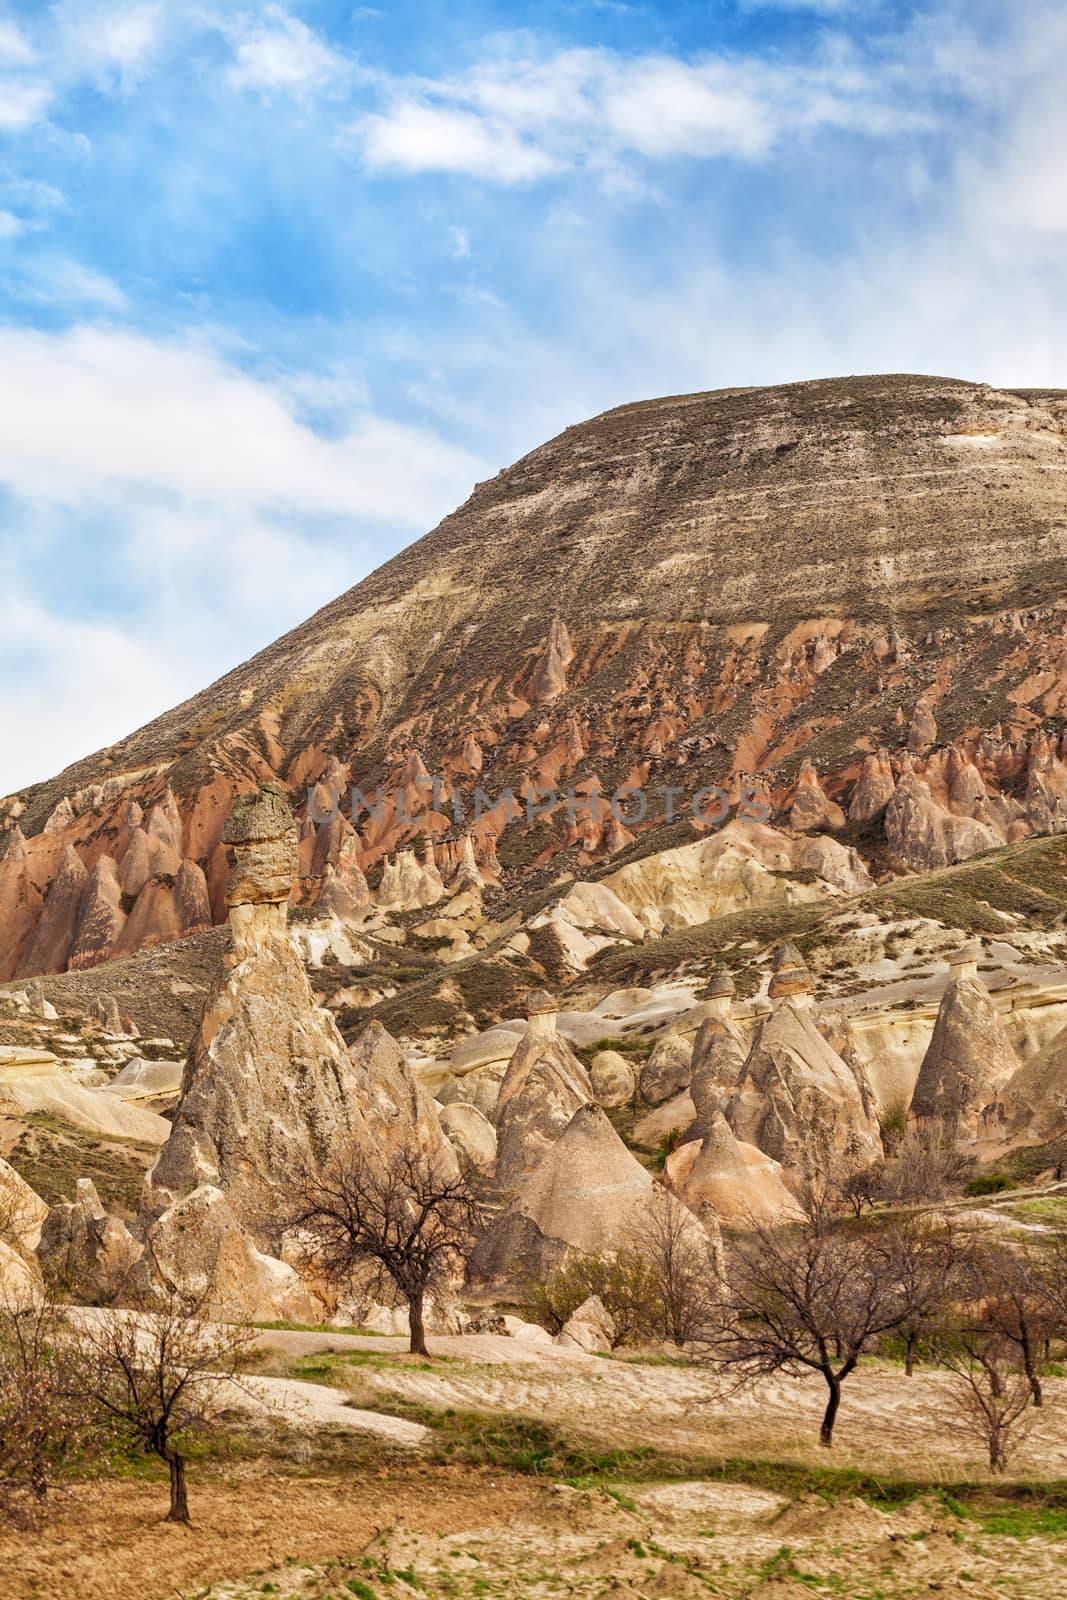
[471,1104,719,1291]
[556,1294,615,1353]
[724,945,881,1179]
[36,1178,140,1299]
[909,943,1020,1138]
[492,993,594,1191]
[639,1030,693,1107]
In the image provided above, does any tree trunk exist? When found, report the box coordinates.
[165,1450,190,1525]
[408,1289,429,1357]
[819,1374,841,1448]
[1021,1337,1043,1407]
[904,1332,917,1378]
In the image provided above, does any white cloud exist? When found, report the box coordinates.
[358,101,560,182]
[0,323,485,793]
[0,209,23,238]
[227,5,344,96]
[0,324,483,523]
[354,41,931,184]
[40,261,129,308]
[0,18,33,65]
[0,76,50,129]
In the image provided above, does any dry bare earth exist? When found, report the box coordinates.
[254,1327,1067,1479]
[195,1478,1067,1600]
[5,1336,1067,1600]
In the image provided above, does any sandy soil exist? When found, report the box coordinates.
[0,1469,536,1600]
[191,1476,1067,1600]
[278,1331,1067,1480]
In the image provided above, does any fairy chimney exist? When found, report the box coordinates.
[526,989,559,1039]
[222,783,298,956]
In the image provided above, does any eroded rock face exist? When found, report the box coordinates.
[909,949,1020,1138]
[0,1156,48,1255]
[137,1185,317,1323]
[885,774,1001,872]
[1002,1023,1067,1142]
[439,1101,497,1172]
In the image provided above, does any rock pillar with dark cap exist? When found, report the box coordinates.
[222,783,298,957]
[699,967,735,1020]
[768,941,815,1006]
[946,939,981,981]
[525,988,559,1039]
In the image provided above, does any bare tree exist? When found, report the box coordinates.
[962,1241,1052,1408]
[0,1299,90,1528]
[705,1209,957,1447]
[938,1327,1034,1473]
[70,1281,255,1524]
[289,1145,485,1357]
[635,1198,720,1347]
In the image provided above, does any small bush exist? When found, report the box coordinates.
[964,1173,1014,1196]
[520,1251,666,1345]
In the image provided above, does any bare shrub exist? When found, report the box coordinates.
[938,1328,1034,1473]
[877,1123,974,1203]
[635,1199,720,1347]
[521,1250,663,1346]
[0,1299,90,1528]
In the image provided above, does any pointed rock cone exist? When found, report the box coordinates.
[907,699,938,750]
[726,992,881,1181]
[69,855,127,970]
[528,616,573,704]
[848,749,895,824]
[0,826,40,981]
[16,844,87,977]
[493,1015,593,1191]
[470,1103,720,1292]
[666,1112,801,1228]
[909,944,1018,1139]
[789,759,846,832]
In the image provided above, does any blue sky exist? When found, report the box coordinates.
[1,0,1065,793]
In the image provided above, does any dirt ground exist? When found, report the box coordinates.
[4,1339,1067,1600]
[0,1468,536,1600]
[252,1326,1067,1479]
[195,1476,1067,1600]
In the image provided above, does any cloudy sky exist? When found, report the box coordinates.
[0,0,1064,794]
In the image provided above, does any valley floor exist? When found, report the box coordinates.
[3,1334,1067,1600]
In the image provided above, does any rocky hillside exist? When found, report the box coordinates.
[3,373,1067,981]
